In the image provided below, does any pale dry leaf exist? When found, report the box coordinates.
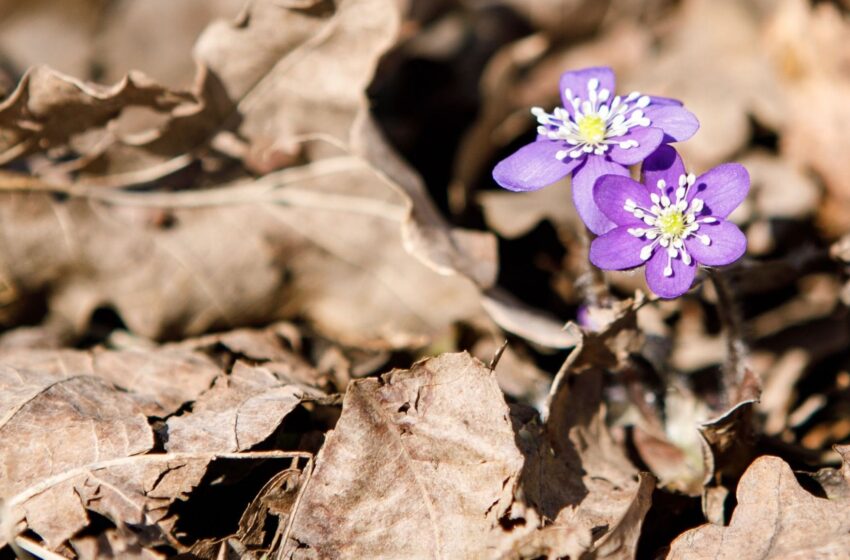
[0,162,484,347]
[165,361,303,453]
[0,0,102,79]
[668,455,850,559]
[96,0,247,88]
[195,0,401,168]
[624,0,785,168]
[478,185,579,240]
[287,352,525,559]
[764,0,850,235]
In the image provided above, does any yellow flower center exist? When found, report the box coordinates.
[658,210,686,238]
[577,114,606,144]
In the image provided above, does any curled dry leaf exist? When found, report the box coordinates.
[0,66,198,166]
[287,352,526,558]
[668,454,850,559]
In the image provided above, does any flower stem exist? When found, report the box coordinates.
[707,268,748,406]
[577,226,612,308]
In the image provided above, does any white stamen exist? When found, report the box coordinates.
[657,179,666,190]
[690,198,704,213]
[699,234,711,245]
[682,251,692,265]
[640,245,653,261]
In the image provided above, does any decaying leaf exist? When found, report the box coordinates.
[668,454,850,559]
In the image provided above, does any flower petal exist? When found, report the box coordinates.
[607,126,664,166]
[644,104,699,142]
[645,248,697,299]
[684,220,747,266]
[559,67,616,117]
[589,227,651,270]
[687,163,750,219]
[572,155,629,234]
[641,145,685,197]
[593,174,652,226]
[493,141,582,192]
[647,95,682,107]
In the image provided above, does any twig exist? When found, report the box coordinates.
[707,268,749,406]
[575,226,611,308]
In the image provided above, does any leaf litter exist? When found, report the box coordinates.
[1,0,850,558]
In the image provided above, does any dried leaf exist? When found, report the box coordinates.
[165,362,303,452]
[0,366,153,501]
[668,455,850,559]
[0,66,197,165]
[287,352,525,558]
[0,346,220,416]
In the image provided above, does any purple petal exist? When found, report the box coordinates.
[641,145,685,197]
[593,175,652,226]
[687,163,750,218]
[684,220,747,266]
[572,155,629,234]
[644,104,699,142]
[645,248,697,299]
[607,126,664,166]
[559,67,616,117]
[647,95,682,107]
[493,141,582,192]
[589,227,649,270]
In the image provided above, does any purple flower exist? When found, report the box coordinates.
[492,66,699,234]
[589,145,748,299]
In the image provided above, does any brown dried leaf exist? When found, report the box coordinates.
[0,346,220,416]
[165,361,303,453]
[0,366,153,502]
[194,0,400,168]
[668,455,850,559]
[2,451,306,555]
[287,352,525,558]
[625,0,785,168]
